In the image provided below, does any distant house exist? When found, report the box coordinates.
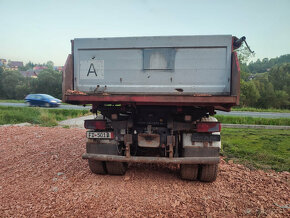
[0,58,7,66]
[33,66,48,71]
[8,61,24,70]
[20,70,39,78]
[54,66,63,72]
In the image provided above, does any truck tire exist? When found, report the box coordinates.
[88,160,107,174]
[106,162,127,175]
[180,164,198,180]
[199,164,218,182]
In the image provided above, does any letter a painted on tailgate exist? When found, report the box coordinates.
[87,63,97,77]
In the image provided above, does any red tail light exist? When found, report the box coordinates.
[196,122,221,133]
[84,120,106,130]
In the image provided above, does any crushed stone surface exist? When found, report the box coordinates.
[0,126,289,217]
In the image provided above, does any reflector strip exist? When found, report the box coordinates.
[84,119,106,130]
[196,122,221,132]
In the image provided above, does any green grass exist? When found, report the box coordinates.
[0,99,25,103]
[0,106,90,127]
[232,107,290,113]
[221,128,290,172]
[62,125,70,129]
[215,115,290,126]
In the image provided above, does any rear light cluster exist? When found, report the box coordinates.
[196,122,221,133]
[184,115,192,122]
[84,119,106,130]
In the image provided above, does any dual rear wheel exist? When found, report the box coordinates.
[88,160,127,175]
[180,164,218,182]
[89,160,217,182]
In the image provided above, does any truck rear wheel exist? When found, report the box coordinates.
[106,162,128,175]
[199,164,218,182]
[180,164,198,180]
[88,160,107,174]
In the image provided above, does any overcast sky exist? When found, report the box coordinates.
[1,0,290,66]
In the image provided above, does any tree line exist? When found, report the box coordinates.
[238,50,289,109]
[247,54,290,74]
[0,65,62,100]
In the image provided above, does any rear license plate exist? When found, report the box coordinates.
[191,133,220,142]
[87,131,113,139]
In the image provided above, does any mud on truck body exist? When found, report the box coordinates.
[63,35,244,182]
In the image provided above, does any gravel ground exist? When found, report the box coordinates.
[0,126,289,217]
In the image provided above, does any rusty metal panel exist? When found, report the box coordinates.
[82,153,220,164]
[73,35,232,95]
[64,94,237,106]
[138,133,160,148]
[62,54,73,101]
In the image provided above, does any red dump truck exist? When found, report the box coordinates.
[63,35,243,182]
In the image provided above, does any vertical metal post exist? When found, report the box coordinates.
[124,134,132,158]
[167,135,175,158]
[169,143,173,158]
[125,143,130,158]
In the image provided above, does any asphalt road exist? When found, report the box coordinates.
[0,102,290,118]
[0,102,90,110]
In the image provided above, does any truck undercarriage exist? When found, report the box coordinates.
[82,104,221,182]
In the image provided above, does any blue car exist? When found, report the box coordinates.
[25,94,61,107]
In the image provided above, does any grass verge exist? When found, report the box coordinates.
[232,107,290,113]
[0,99,25,103]
[221,128,290,172]
[215,115,290,126]
[0,106,90,127]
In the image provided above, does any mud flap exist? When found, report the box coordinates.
[86,142,120,155]
[182,147,220,158]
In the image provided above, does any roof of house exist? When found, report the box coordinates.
[9,61,24,67]
[20,70,39,77]
[33,66,48,70]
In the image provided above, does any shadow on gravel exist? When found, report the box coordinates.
[126,163,180,178]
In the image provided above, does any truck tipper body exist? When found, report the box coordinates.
[63,35,242,182]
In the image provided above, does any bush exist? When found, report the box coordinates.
[39,110,58,126]
[0,71,24,99]
[0,68,62,100]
